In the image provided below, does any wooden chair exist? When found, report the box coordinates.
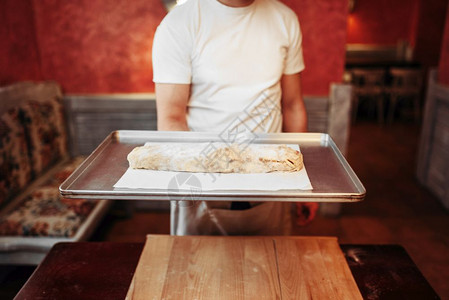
[386,68,423,123]
[350,68,387,124]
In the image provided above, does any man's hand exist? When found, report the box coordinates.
[156,83,191,131]
[296,202,319,226]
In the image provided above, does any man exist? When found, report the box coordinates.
[153,0,317,235]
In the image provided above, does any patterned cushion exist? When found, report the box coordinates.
[20,97,68,177]
[0,157,98,238]
[0,188,97,237]
[0,107,32,206]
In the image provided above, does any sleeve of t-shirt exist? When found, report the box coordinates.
[283,15,305,75]
[152,18,192,84]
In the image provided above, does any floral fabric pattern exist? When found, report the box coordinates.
[0,157,98,238]
[0,107,32,206]
[20,97,68,176]
[0,83,101,239]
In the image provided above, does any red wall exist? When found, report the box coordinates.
[347,0,419,45]
[33,0,166,94]
[1,0,348,96]
[414,0,449,73]
[439,6,449,86]
[0,0,42,85]
[282,0,348,95]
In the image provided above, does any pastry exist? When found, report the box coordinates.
[127,142,303,173]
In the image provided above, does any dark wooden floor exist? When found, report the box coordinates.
[2,120,448,299]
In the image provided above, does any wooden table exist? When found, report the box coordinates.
[15,241,439,300]
[127,236,362,299]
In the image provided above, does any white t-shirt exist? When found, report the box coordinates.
[152,0,305,134]
[153,0,305,236]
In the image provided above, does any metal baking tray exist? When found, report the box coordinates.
[60,131,365,202]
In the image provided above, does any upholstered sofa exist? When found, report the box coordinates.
[0,81,111,265]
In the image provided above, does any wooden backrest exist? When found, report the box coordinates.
[390,68,423,89]
[65,84,352,157]
[350,69,386,87]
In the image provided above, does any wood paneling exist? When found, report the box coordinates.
[64,94,157,156]
[64,84,351,157]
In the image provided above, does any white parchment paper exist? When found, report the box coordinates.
[113,144,313,191]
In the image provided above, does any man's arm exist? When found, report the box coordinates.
[156,83,191,131]
[280,73,307,132]
[281,72,318,225]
